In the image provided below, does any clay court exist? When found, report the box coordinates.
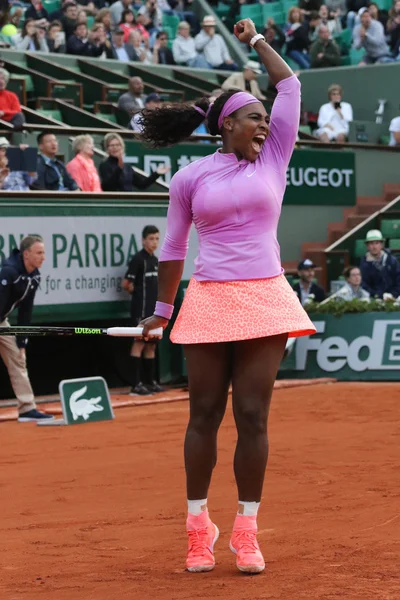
[1,381,399,600]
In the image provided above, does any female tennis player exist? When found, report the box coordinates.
[140,18,316,574]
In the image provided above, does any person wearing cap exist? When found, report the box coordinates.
[173,21,209,68]
[152,30,176,65]
[0,68,26,130]
[360,230,400,299]
[195,15,238,70]
[221,61,266,101]
[111,28,140,61]
[130,93,162,132]
[293,259,326,305]
[352,9,393,64]
[99,132,169,192]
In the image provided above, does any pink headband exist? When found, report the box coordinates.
[194,92,261,129]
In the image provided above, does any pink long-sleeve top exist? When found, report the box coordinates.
[160,74,300,281]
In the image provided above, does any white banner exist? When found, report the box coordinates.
[0,217,197,306]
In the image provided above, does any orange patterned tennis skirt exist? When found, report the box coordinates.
[170,274,316,345]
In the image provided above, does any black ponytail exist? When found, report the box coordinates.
[139,90,241,148]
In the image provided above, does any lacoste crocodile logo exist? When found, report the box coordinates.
[69,385,104,421]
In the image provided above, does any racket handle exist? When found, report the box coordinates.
[106,327,163,338]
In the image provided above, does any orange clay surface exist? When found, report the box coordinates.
[0,382,399,600]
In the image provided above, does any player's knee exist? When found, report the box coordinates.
[235,401,267,436]
[189,403,225,434]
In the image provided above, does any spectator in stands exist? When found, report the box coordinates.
[128,30,153,63]
[120,8,149,42]
[263,18,285,55]
[99,132,169,192]
[94,8,112,42]
[310,24,341,67]
[118,76,146,117]
[25,0,49,23]
[315,84,353,142]
[35,132,79,191]
[388,115,400,145]
[285,7,311,69]
[347,0,369,30]
[67,22,106,56]
[13,19,50,52]
[60,1,79,39]
[360,229,400,299]
[353,8,393,63]
[0,68,25,130]
[299,0,323,16]
[111,28,138,61]
[46,20,66,53]
[368,2,389,30]
[326,0,347,21]
[293,259,326,305]
[78,0,105,16]
[0,139,36,191]
[195,15,238,71]
[111,0,132,28]
[137,0,163,37]
[91,22,115,58]
[389,10,400,58]
[387,0,400,33]
[221,61,266,100]
[130,92,162,131]
[152,30,176,64]
[66,134,101,192]
[335,266,370,300]
[173,21,208,67]
[319,4,342,34]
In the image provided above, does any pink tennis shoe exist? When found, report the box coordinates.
[229,514,265,574]
[186,510,219,572]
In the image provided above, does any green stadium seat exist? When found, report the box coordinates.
[43,0,61,13]
[162,14,180,36]
[299,125,312,135]
[240,4,262,19]
[375,0,392,9]
[285,57,299,70]
[97,112,117,123]
[380,134,390,145]
[340,27,353,50]
[381,219,400,239]
[340,56,351,66]
[354,239,366,259]
[389,239,400,249]
[349,47,364,65]
[11,74,34,93]
[37,109,63,122]
[87,16,95,29]
[215,2,230,18]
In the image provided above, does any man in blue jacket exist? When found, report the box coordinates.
[360,229,400,299]
[34,132,79,191]
[0,236,54,422]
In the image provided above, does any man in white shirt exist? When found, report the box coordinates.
[388,116,400,146]
[316,83,353,143]
[194,15,238,71]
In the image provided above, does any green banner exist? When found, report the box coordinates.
[125,142,356,206]
[289,313,400,380]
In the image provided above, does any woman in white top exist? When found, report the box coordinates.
[316,83,353,143]
[336,266,370,301]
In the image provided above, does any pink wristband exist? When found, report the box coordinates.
[154,301,174,320]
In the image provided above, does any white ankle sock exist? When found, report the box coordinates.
[188,499,208,516]
[238,501,260,517]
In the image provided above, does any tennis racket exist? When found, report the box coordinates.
[0,326,163,338]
